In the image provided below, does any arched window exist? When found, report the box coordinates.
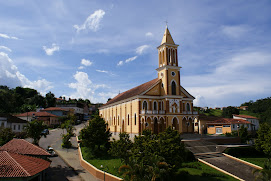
[128,115,129,125]
[153,102,157,110]
[167,48,170,63]
[159,52,162,66]
[162,50,165,64]
[186,103,191,111]
[114,117,116,125]
[171,81,176,95]
[134,114,136,125]
[143,101,148,110]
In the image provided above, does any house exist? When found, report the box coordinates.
[16,111,59,126]
[239,106,248,110]
[56,102,84,121]
[0,139,50,181]
[0,139,51,159]
[99,26,198,135]
[207,118,252,134]
[194,114,221,134]
[40,107,69,117]
[233,114,259,130]
[0,113,28,133]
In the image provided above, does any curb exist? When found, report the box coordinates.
[222,153,263,170]
[198,158,245,181]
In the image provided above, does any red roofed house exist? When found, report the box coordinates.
[99,27,199,136]
[40,107,69,117]
[0,151,50,181]
[207,118,252,134]
[0,139,50,158]
[233,114,259,131]
[0,139,50,180]
[16,111,59,126]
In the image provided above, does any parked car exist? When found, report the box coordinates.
[47,146,57,157]
[41,129,49,135]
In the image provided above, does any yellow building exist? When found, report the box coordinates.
[99,26,198,135]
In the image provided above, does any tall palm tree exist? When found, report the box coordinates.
[24,120,47,145]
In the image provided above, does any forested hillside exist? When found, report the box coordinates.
[0,86,56,113]
[241,97,271,123]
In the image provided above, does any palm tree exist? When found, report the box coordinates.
[24,120,47,145]
[253,158,271,181]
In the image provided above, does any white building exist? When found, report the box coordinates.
[233,114,259,131]
[0,114,28,133]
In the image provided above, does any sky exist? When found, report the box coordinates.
[0,0,271,107]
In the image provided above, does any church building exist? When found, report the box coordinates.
[99,26,198,135]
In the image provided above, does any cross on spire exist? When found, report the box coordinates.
[165,20,168,28]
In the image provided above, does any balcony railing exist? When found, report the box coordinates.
[141,110,165,114]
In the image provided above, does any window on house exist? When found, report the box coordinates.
[171,81,176,95]
[135,114,136,125]
[13,125,16,130]
[232,124,235,129]
[128,115,129,125]
[18,125,20,130]
[1,122,4,127]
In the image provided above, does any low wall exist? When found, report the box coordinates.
[77,137,123,181]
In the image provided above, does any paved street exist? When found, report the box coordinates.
[37,122,98,181]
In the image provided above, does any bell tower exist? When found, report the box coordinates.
[157,26,181,96]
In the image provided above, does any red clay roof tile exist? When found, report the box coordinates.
[0,139,50,156]
[101,78,160,108]
[16,111,58,117]
[207,118,251,125]
[0,151,50,177]
[233,114,258,119]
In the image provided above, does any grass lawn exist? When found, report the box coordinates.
[177,162,237,181]
[239,157,269,168]
[239,110,259,117]
[204,109,223,117]
[81,147,123,178]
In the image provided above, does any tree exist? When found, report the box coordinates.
[79,115,111,155]
[253,159,271,181]
[24,120,47,145]
[0,128,15,146]
[45,91,56,107]
[238,125,249,143]
[109,132,133,164]
[255,123,271,158]
[222,106,239,118]
[61,119,75,136]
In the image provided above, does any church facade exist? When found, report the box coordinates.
[99,27,198,135]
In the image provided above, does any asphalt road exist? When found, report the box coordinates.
[38,122,87,181]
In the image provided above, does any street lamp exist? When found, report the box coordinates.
[100,165,109,181]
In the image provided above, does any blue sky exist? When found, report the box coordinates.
[0,0,271,107]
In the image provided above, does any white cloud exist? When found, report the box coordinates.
[0,46,12,52]
[145,32,153,37]
[43,43,59,56]
[183,51,271,107]
[117,56,138,66]
[117,61,123,66]
[136,45,149,55]
[74,9,105,32]
[221,25,250,38]
[81,58,93,66]
[96,69,108,73]
[0,52,53,95]
[0,33,18,40]
[68,71,106,101]
[78,66,84,70]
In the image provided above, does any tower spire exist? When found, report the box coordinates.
[161,26,175,45]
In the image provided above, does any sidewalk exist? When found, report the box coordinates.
[53,136,99,181]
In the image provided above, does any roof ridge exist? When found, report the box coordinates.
[6,151,31,177]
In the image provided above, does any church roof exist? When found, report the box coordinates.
[161,26,175,45]
[101,78,160,108]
